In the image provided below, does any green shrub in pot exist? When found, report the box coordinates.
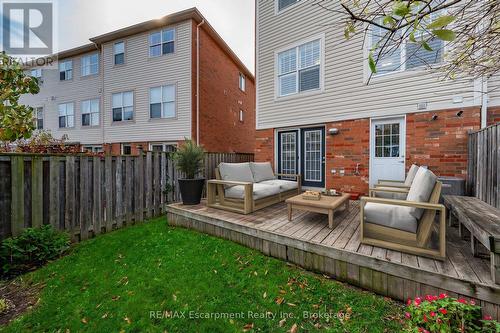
[173,140,206,205]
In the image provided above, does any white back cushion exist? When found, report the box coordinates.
[218,163,254,183]
[406,168,437,219]
[250,162,276,183]
[404,164,420,186]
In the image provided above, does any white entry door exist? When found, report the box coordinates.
[370,117,406,187]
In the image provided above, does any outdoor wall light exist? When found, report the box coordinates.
[329,128,340,135]
[431,114,438,121]
[456,110,464,117]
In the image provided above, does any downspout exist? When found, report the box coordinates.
[481,77,488,129]
[196,19,205,145]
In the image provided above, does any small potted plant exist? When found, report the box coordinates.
[173,139,206,205]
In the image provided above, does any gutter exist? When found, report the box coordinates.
[196,19,205,145]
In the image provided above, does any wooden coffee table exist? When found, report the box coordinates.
[286,193,350,229]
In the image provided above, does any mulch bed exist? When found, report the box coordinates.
[0,280,43,325]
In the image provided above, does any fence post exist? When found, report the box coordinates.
[31,156,43,228]
[11,156,24,237]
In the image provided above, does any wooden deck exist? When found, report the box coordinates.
[166,200,500,319]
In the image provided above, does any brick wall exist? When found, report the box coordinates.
[255,107,481,195]
[488,106,500,126]
[195,22,256,153]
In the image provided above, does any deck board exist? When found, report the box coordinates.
[166,200,500,315]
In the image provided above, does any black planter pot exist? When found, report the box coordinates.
[178,178,205,205]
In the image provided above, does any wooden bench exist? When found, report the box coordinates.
[443,195,500,284]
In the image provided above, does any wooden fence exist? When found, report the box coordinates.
[467,123,499,209]
[0,152,253,241]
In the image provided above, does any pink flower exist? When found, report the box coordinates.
[405,312,411,319]
[425,295,434,302]
[414,297,422,306]
[407,298,412,305]
[423,314,428,322]
[457,298,468,304]
[470,300,476,305]
[438,293,448,299]
[430,311,436,317]
[437,318,442,324]
[439,308,447,315]
[483,315,492,321]
[418,328,423,332]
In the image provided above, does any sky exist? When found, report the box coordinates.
[56,0,255,72]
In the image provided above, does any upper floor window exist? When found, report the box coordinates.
[81,99,100,126]
[30,68,42,80]
[114,42,125,65]
[278,0,300,12]
[277,38,321,97]
[149,28,175,57]
[239,73,246,92]
[35,107,43,129]
[59,60,73,81]
[112,91,134,122]
[58,103,74,128]
[150,85,175,119]
[81,53,99,76]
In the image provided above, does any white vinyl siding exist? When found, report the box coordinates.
[150,85,176,119]
[59,60,73,80]
[256,0,476,129]
[149,28,175,57]
[58,103,74,128]
[81,53,99,76]
[112,92,134,122]
[81,99,100,126]
[277,38,321,97]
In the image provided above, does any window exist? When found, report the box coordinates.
[81,53,99,76]
[58,103,74,128]
[277,38,321,97]
[59,60,72,80]
[150,143,176,152]
[112,91,134,122]
[149,28,175,57]
[121,144,132,155]
[149,85,175,119]
[239,110,244,122]
[30,68,42,80]
[34,107,43,129]
[82,145,103,153]
[114,42,125,65]
[81,99,100,126]
[239,73,246,92]
[278,0,299,12]
[375,123,400,157]
[370,7,444,75]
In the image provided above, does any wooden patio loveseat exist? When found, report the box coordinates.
[361,167,447,260]
[207,162,301,214]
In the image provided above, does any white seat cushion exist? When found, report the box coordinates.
[225,183,280,200]
[259,179,298,192]
[218,163,254,183]
[364,202,418,233]
[406,168,437,219]
[404,164,420,186]
[250,162,276,183]
[373,188,407,200]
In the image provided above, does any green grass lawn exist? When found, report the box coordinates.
[1,217,404,332]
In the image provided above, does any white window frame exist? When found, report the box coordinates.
[81,53,99,76]
[59,60,73,81]
[82,145,103,153]
[274,33,325,100]
[239,110,244,122]
[114,41,125,65]
[149,84,176,119]
[58,102,75,128]
[149,142,177,152]
[121,143,132,155]
[112,91,134,122]
[30,68,42,80]
[81,98,100,127]
[34,106,43,130]
[275,0,301,14]
[149,28,176,57]
[239,73,246,92]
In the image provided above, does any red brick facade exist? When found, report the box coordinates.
[488,106,500,126]
[255,107,484,195]
[192,21,256,153]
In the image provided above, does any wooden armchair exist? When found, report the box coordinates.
[207,164,301,215]
[361,180,446,260]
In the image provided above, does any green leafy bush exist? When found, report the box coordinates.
[404,294,500,332]
[173,139,205,179]
[0,225,70,277]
